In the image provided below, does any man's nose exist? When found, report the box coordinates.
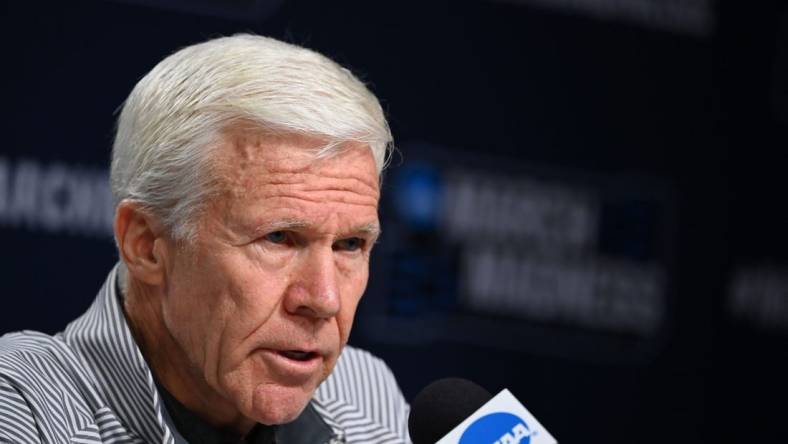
[284,247,341,319]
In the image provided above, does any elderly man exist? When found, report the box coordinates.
[0,35,409,443]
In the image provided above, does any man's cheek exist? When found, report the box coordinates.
[341,297,362,335]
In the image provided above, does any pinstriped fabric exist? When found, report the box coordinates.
[0,265,411,443]
[61,272,166,443]
[314,348,411,443]
[0,266,165,444]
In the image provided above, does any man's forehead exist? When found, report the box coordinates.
[207,128,381,235]
[216,127,380,189]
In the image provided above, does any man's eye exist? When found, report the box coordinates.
[264,231,288,244]
[334,237,364,252]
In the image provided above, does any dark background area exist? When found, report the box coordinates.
[1,0,786,442]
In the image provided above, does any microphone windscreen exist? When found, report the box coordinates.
[408,378,493,444]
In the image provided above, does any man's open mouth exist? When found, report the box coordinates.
[278,350,318,362]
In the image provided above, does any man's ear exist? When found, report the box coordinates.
[114,201,167,286]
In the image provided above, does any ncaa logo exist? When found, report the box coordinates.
[459,412,533,444]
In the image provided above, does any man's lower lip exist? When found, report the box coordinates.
[260,350,322,380]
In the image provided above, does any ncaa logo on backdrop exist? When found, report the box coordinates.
[459,412,533,444]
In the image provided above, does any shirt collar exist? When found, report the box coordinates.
[62,264,175,443]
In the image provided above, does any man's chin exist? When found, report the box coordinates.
[249,383,314,425]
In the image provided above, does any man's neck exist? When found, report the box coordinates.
[121,278,256,438]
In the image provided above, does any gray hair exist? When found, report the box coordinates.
[110,34,392,242]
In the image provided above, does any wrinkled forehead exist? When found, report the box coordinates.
[209,127,381,196]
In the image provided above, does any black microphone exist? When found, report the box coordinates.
[408,378,493,444]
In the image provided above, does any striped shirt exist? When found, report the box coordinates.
[0,265,411,444]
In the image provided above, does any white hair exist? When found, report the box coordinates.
[111,34,392,242]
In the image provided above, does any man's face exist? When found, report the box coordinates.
[159,130,380,425]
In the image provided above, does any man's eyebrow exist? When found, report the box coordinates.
[355,222,382,239]
[263,219,381,238]
[267,219,310,231]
